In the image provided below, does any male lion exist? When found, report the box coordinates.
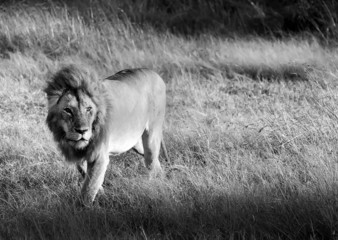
[45,65,167,204]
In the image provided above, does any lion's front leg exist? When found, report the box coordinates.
[77,160,87,179]
[81,154,109,205]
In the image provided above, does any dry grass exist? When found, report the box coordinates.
[1,3,338,240]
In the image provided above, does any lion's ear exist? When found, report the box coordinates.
[44,81,64,109]
[46,94,60,109]
[44,66,76,109]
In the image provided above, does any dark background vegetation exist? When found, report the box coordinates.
[2,0,338,38]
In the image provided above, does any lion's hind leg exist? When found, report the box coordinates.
[132,139,144,156]
[142,128,163,179]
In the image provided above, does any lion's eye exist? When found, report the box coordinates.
[64,107,72,115]
[86,107,92,112]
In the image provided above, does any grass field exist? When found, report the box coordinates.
[1,3,338,240]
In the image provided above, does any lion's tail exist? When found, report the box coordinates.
[160,139,170,163]
[160,139,190,178]
[166,164,190,179]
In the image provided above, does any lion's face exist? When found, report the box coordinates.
[45,65,107,160]
[53,90,98,150]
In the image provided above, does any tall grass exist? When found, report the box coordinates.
[13,0,336,37]
[2,0,338,36]
[1,2,338,239]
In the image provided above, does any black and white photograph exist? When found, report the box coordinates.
[1,0,338,239]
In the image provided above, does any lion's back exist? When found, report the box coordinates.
[106,68,164,88]
[104,68,165,101]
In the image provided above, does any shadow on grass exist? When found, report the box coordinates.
[1,181,337,240]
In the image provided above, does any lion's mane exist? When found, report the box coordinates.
[44,65,110,161]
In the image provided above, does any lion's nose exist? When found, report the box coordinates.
[74,127,89,134]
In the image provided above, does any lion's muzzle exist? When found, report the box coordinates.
[66,129,92,149]
[74,127,89,135]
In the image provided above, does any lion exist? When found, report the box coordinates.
[44,65,168,204]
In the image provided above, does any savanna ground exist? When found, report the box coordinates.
[1,1,338,239]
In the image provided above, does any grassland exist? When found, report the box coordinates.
[1,2,338,240]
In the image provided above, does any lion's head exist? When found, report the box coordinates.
[44,65,107,160]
